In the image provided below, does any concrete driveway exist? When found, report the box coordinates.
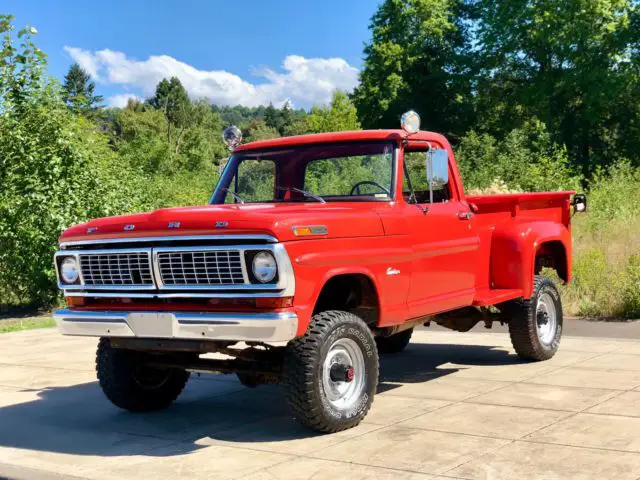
[2,326,640,479]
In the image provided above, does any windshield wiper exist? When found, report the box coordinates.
[276,186,326,204]
[219,187,245,204]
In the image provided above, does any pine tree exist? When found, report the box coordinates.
[264,102,281,133]
[279,99,294,136]
[146,77,194,155]
[62,63,103,114]
[146,77,191,128]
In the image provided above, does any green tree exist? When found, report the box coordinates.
[278,99,295,136]
[112,103,172,172]
[213,104,267,129]
[147,77,191,128]
[114,93,226,173]
[472,0,640,173]
[264,102,283,134]
[143,77,227,165]
[304,91,361,133]
[62,63,103,114]
[244,119,280,142]
[0,16,149,305]
[353,0,475,136]
[179,100,227,170]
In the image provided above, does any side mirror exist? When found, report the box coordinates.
[573,193,587,213]
[426,149,449,188]
[424,148,449,204]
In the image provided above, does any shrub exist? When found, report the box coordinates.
[560,162,640,319]
[621,255,640,319]
[149,168,220,208]
[456,119,582,192]
[0,17,150,306]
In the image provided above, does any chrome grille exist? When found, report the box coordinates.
[79,252,153,286]
[157,250,246,286]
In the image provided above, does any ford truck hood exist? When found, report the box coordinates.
[59,203,385,243]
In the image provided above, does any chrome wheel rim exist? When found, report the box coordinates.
[322,338,366,410]
[536,292,557,346]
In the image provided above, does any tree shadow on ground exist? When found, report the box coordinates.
[0,342,522,457]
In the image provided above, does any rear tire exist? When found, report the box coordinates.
[375,328,413,354]
[283,310,378,433]
[96,338,190,412]
[506,276,563,361]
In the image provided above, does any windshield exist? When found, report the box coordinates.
[210,142,395,204]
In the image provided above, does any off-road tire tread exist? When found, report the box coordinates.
[96,338,190,412]
[376,328,413,354]
[283,310,378,433]
[507,276,563,361]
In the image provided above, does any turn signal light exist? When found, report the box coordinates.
[65,296,85,307]
[255,297,294,309]
[292,225,328,237]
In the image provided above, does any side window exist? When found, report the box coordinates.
[304,153,393,198]
[403,150,451,204]
[225,159,276,203]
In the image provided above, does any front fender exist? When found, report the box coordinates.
[284,237,412,335]
[490,221,571,298]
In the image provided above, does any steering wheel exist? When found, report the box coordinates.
[349,181,391,196]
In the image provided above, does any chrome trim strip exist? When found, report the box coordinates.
[174,312,296,324]
[54,309,296,322]
[61,291,289,298]
[239,249,251,284]
[54,309,299,342]
[59,285,157,291]
[60,234,278,249]
[57,248,154,255]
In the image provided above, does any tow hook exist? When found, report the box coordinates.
[330,364,355,383]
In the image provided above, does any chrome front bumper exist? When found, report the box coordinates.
[53,309,298,342]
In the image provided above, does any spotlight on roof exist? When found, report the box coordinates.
[401,110,420,135]
[222,126,243,150]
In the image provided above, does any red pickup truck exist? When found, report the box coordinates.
[53,112,586,433]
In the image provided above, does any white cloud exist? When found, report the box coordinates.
[106,93,143,108]
[64,47,359,108]
[64,46,101,79]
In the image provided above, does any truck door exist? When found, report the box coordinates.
[402,146,480,318]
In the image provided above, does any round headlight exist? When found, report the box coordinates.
[60,257,80,283]
[252,251,277,283]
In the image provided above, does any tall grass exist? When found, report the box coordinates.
[561,163,640,319]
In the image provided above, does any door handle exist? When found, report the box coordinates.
[457,212,474,220]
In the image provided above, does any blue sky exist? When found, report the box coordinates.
[4,0,380,108]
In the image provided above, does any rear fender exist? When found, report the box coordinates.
[490,221,571,298]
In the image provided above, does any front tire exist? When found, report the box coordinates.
[96,338,190,412]
[506,276,563,361]
[283,310,378,433]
